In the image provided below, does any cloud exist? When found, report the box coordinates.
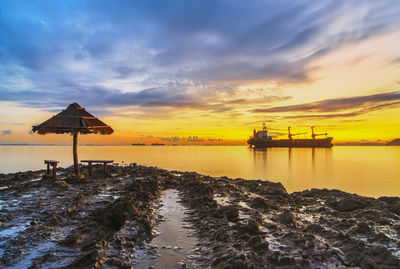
[251,91,400,118]
[160,136,180,142]
[0,82,288,117]
[0,0,399,115]
[0,122,25,126]
[1,129,12,135]
[283,112,361,119]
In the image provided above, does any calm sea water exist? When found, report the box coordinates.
[0,145,399,198]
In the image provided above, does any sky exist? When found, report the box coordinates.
[0,0,400,145]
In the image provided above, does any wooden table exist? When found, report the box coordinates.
[44,160,59,182]
[81,160,114,178]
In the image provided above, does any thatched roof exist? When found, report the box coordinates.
[32,103,114,135]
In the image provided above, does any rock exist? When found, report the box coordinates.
[222,205,239,222]
[248,235,262,245]
[229,257,252,269]
[354,222,372,234]
[213,229,229,242]
[304,224,325,234]
[334,197,365,211]
[369,245,400,266]
[278,256,296,266]
[359,256,378,268]
[264,222,277,230]
[277,211,297,227]
[92,198,140,231]
[250,237,268,254]
[233,242,243,250]
[246,219,259,235]
[54,180,69,188]
[249,197,270,211]
[177,261,186,268]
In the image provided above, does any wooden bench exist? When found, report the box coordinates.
[81,160,114,178]
[44,160,59,182]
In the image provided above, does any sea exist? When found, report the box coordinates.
[0,145,399,198]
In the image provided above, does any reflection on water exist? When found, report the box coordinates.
[0,145,399,198]
[252,147,334,193]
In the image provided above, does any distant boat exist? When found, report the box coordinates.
[386,138,400,146]
[132,143,146,146]
[248,124,333,148]
[151,143,165,146]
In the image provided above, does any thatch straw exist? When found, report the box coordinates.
[32,103,113,135]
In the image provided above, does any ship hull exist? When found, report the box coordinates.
[247,137,333,148]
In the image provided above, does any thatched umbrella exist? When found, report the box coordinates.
[32,102,114,178]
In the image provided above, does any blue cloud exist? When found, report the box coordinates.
[0,0,399,113]
[1,129,11,135]
[251,91,400,119]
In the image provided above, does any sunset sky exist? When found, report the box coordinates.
[1,0,400,145]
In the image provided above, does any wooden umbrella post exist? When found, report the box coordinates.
[73,132,80,178]
[32,103,114,180]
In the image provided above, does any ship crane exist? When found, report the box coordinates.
[311,126,328,140]
[288,126,307,140]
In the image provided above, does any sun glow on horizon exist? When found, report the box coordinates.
[0,1,400,145]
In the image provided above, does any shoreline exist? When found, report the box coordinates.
[0,164,399,267]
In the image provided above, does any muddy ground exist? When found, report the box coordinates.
[0,164,399,268]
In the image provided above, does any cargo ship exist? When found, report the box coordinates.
[151,143,165,146]
[248,124,333,148]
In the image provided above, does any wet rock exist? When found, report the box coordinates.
[221,205,239,222]
[277,211,297,227]
[213,229,229,242]
[304,224,325,234]
[248,235,262,245]
[378,196,400,215]
[278,256,296,266]
[177,261,186,268]
[54,180,69,188]
[211,253,231,267]
[93,198,140,231]
[248,197,270,211]
[333,197,366,211]
[2,164,400,269]
[233,242,243,250]
[359,256,378,268]
[226,257,253,269]
[235,219,260,236]
[354,222,372,234]
[248,235,268,254]
[369,245,400,266]
[246,219,260,235]
[394,224,400,234]
[264,222,277,230]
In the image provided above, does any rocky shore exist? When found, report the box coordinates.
[0,164,399,268]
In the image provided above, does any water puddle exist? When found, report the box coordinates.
[134,189,205,268]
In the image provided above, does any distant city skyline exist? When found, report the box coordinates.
[1,0,400,144]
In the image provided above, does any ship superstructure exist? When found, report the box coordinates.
[248,124,333,148]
